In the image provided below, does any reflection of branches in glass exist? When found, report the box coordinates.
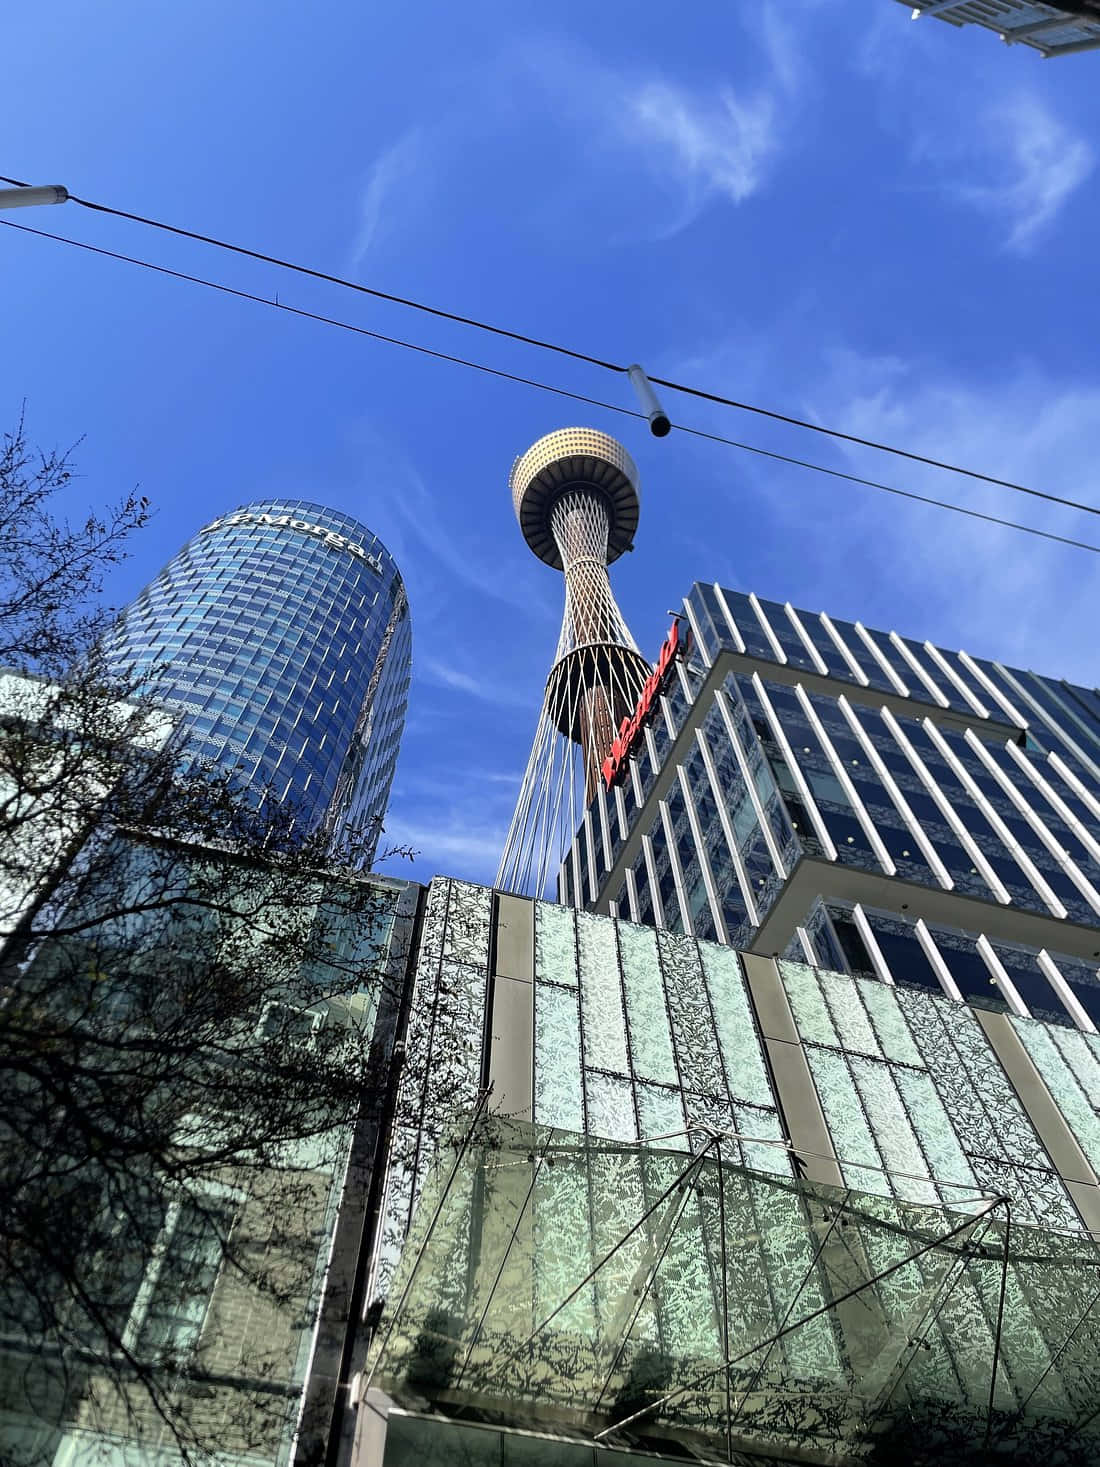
[0,418,421,1467]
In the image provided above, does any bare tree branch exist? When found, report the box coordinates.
[0,420,434,1467]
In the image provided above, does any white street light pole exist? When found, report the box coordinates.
[0,185,69,211]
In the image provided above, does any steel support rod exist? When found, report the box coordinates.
[595,1195,1008,1443]
[984,1203,1012,1448]
[506,1138,719,1363]
[361,1092,490,1396]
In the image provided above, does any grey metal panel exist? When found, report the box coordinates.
[351,1388,395,1467]
[1065,1179,1100,1232]
[487,975,534,1121]
[764,1038,843,1188]
[490,897,535,1117]
[494,893,534,982]
[972,1009,1100,1232]
[741,952,800,1044]
[740,954,842,1187]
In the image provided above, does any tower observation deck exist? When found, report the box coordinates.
[497,428,651,897]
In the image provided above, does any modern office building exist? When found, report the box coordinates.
[11,852,1100,1465]
[9,845,1100,1467]
[105,500,410,866]
[0,818,419,1467]
[561,581,1100,1040]
[354,876,1100,1465]
[901,0,1100,58]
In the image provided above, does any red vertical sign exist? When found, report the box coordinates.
[601,619,683,788]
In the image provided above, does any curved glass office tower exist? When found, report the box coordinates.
[106,499,411,866]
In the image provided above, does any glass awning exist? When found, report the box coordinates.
[366,1114,1100,1464]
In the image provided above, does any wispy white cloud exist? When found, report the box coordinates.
[952,95,1094,253]
[350,130,424,272]
[355,427,554,622]
[625,82,779,211]
[615,1,806,215]
[792,351,1100,678]
[898,89,1094,255]
[752,2,807,96]
[420,656,532,707]
[397,766,522,799]
[663,331,1100,682]
[510,12,802,240]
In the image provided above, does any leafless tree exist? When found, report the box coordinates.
[0,419,419,1467]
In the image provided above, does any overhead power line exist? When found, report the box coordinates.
[2,172,1098,522]
[671,422,1100,555]
[0,173,619,373]
[4,216,1100,561]
[0,219,634,415]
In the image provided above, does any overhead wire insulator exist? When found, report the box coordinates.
[627,364,671,437]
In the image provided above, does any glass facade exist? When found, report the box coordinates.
[571,584,1100,1036]
[361,879,1100,1467]
[0,830,419,1467]
[368,1115,1100,1467]
[105,500,411,866]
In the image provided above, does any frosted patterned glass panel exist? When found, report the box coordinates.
[946,1005,1055,1171]
[749,1179,841,1379]
[658,930,725,1099]
[734,1102,790,1175]
[819,971,881,1058]
[779,960,839,1047]
[859,979,923,1067]
[416,877,451,960]
[806,1046,885,1194]
[892,1067,978,1201]
[652,1182,722,1360]
[700,942,774,1108]
[1050,1024,1100,1110]
[534,901,578,988]
[849,1055,937,1205]
[576,912,628,1075]
[585,1071,637,1142]
[618,920,677,1086]
[1014,1019,1100,1177]
[443,880,493,966]
[533,1159,595,1332]
[534,983,583,1132]
[636,1081,685,1141]
[896,988,1080,1230]
[683,1090,736,1152]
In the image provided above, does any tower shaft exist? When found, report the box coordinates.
[547,489,649,799]
[498,429,650,897]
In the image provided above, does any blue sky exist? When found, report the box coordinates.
[4,1,1100,886]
